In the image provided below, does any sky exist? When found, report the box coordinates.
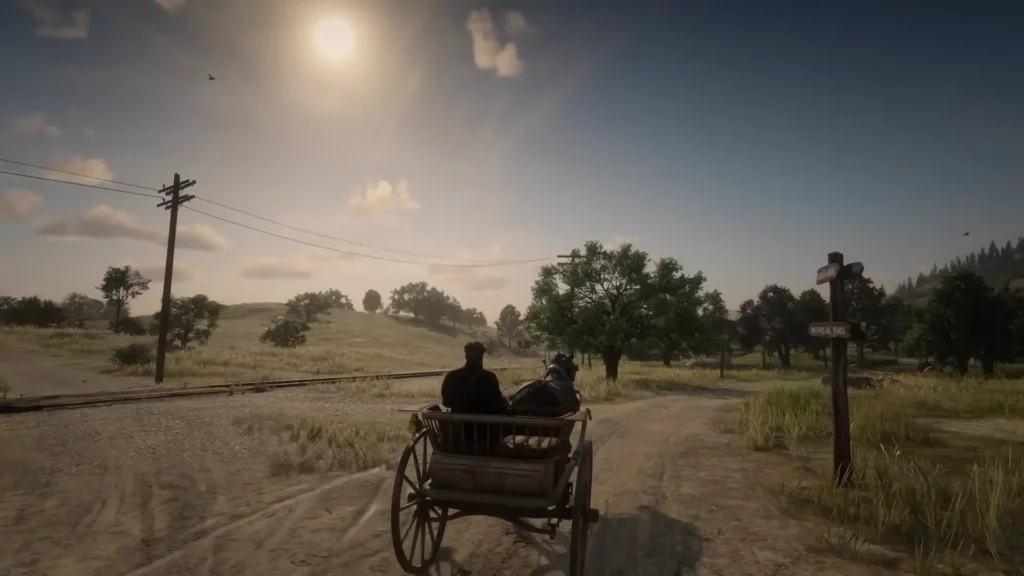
[1,0,1023,323]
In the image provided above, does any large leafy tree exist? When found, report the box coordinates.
[0,296,64,327]
[793,289,829,363]
[922,270,1016,375]
[286,289,353,323]
[98,265,150,334]
[495,304,523,348]
[844,276,888,363]
[60,292,106,324]
[362,289,382,314]
[150,294,222,350]
[647,261,707,365]
[738,285,800,368]
[525,241,664,380]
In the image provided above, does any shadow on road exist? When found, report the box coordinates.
[428,506,703,575]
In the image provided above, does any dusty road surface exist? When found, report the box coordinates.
[0,382,884,576]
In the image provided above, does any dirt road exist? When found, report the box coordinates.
[0,385,879,576]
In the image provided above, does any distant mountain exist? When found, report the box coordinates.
[892,237,1024,304]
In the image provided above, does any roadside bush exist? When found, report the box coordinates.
[111,343,154,367]
[259,317,311,348]
[111,316,147,336]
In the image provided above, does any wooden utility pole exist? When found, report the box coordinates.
[154,174,196,385]
[809,252,865,487]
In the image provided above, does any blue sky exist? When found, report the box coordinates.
[1,0,1022,322]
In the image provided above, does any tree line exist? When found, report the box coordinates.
[892,236,1024,302]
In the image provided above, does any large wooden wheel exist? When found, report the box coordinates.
[391,430,447,574]
[568,440,594,575]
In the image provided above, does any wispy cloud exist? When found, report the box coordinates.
[12,113,60,137]
[154,0,186,14]
[46,155,113,184]
[31,205,227,252]
[429,245,510,292]
[347,180,422,213]
[503,11,538,37]
[22,0,89,39]
[0,190,42,221]
[467,9,526,78]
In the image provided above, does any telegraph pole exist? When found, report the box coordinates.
[154,173,196,385]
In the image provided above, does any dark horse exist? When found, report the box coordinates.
[507,352,582,417]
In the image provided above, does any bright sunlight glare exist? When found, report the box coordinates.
[312,17,354,61]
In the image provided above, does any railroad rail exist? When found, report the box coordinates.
[0,368,508,415]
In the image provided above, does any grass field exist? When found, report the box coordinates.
[0,303,532,384]
[730,373,1024,574]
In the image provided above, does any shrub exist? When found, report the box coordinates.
[111,316,148,336]
[0,375,10,399]
[111,343,154,367]
[259,317,311,348]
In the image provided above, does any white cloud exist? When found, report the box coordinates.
[347,180,421,213]
[12,113,59,136]
[46,155,113,184]
[429,245,510,292]
[134,262,197,283]
[503,11,538,37]
[0,190,42,221]
[467,9,524,78]
[154,0,186,14]
[30,205,226,252]
[239,258,314,280]
[22,0,89,39]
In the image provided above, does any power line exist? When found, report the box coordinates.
[0,169,161,199]
[0,166,551,268]
[0,157,550,265]
[183,206,550,268]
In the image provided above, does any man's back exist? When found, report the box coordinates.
[441,365,507,414]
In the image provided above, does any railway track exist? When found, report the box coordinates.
[0,369,490,415]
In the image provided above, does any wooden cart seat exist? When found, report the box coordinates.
[497,435,570,459]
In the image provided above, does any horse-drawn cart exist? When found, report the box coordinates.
[391,405,599,575]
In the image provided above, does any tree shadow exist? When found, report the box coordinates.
[429,507,703,575]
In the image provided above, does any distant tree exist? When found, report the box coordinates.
[735,299,764,355]
[443,295,464,327]
[362,289,382,314]
[260,317,311,348]
[739,285,800,368]
[286,289,352,323]
[98,266,151,334]
[844,276,888,363]
[61,292,106,325]
[922,270,1016,375]
[120,316,148,336]
[462,307,488,330]
[495,304,523,348]
[881,296,913,358]
[793,289,829,364]
[1,296,65,327]
[150,294,222,350]
[647,262,706,365]
[388,281,449,324]
[0,296,16,325]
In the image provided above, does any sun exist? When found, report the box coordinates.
[312,17,354,61]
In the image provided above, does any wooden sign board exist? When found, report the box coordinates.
[816,263,840,285]
[844,262,864,279]
[809,322,851,339]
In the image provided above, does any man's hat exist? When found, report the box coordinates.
[464,341,486,354]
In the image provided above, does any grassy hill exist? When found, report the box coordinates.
[0,304,533,384]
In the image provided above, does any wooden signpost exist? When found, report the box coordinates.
[810,252,864,487]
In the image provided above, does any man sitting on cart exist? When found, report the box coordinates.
[440,341,509,450]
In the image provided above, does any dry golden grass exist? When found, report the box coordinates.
[731,374,1024,574]
[0,304,528,382]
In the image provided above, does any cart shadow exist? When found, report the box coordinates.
[429,506,703,575]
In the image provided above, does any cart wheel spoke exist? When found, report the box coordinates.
[410,444,422,484]
[403,473,420,494]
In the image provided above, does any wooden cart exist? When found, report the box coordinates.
[391,405,599,575]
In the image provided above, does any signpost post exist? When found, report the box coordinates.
[810,252,864,487]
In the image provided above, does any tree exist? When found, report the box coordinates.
[1,296,65,327]
[495,304,523,348]
[98,266,151,334]
[150,294,222,350]
[793,289,829,364]
[844,276,888,364]
[738,285,800,368]
[525,241,663,380]
[260,317,311,348]
[61,292,106,325]
[362,289,382,314]
[922,270,1015,375]
[647,262,706,365]
[286,289,352,323]
[881,297,913,358]
[463,307,488,330]
[387,282,449,324]
[735,299,764,355]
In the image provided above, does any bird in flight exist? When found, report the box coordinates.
[208,73,215,81]
[963,231,970,236]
